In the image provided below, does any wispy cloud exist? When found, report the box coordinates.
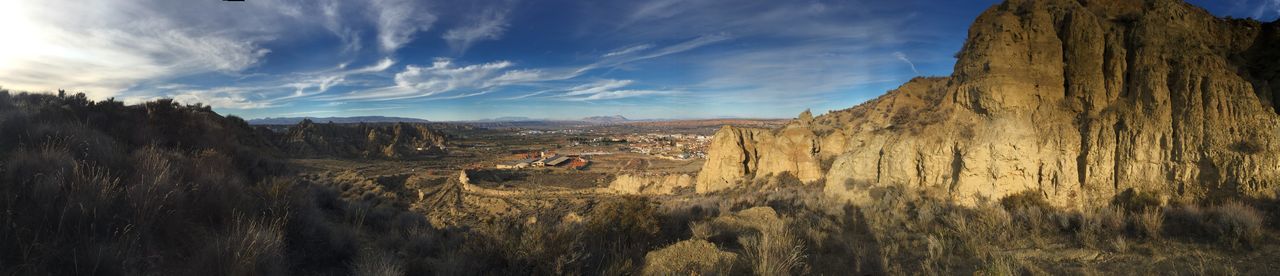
[371,0,437,52]
[576,34,732,73]
[340,33,727,102]
[443,7,512,53]
[691,42,902,104]
[893,52,919,74]
[330,58,515,101]
[0,0,431,100]
[567,90,673,101]
[0,1,274,99]
[1,0,960,119]
[1255,0,1280,19]
[562,79,634,96]
[125,57,398,109]
[602,44,654,57]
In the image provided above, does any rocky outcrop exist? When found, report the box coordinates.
[610,174,694,195]
[696,123,824,193]
[698,0,1280,208]
[276,119,447,159]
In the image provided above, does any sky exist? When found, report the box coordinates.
[0,0,1277,121]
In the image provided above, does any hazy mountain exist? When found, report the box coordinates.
[248,116,429,125]
[581,115,629,123]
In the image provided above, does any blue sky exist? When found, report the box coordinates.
[0,0,1276,121]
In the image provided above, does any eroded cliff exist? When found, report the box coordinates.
[276,119,448,159]
[697,0,1280,208]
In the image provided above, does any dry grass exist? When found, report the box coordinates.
[1133,208,1165,240]
[1164,201,1266,249]
[741,231,806,276]
[352,249,404,276]
[642,239,737,275]
[1206,201,1265,249]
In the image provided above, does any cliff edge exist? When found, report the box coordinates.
[697,0,1280,208]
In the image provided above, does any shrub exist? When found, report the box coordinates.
[642,239,738,275]
[1205,201,1264,249]
[1164,203,1210,240]
[585,196,661,246]
[190,215,287,276]
[1112,188,1162,213]
[1164,201,1264,249]
[1131,208,1164,240]
[1074,206,1126,249]
[999,190,1051,212]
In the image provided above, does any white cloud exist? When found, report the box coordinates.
[634,33,731,60]
[0,0,424,102]
[0,1,273,99]
[1259,0,1280,19]
[123,57,397,110]
[692,42,899,104]
[332,58,515,101]
[563,79,634,96]
[602,44,654,57]
[578,34,731,73]
[443,8,512,52]
[319,0,364,53]
[893,52,919,74]
[371,0,437,52]
[338,30,730,103]
[569,90,672,101]
[503,78,669,101]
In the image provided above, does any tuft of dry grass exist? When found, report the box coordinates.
[1132,208,1165,240]
[352,249,404,276]
[741,230,807,276]
[642,239,737,275]
[192,214,288,276]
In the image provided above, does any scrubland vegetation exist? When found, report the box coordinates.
[3,90,1279,275]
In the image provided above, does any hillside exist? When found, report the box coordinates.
[697,0,1280,209]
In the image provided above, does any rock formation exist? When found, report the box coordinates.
[696,124,825,193]
[610,174,695,195]
[697,0,1280,208]
[275,119,448,159]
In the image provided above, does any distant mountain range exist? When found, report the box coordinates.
[581,115,629,123]
[470,115,631,123]
[248,116,429,125]
[474,116,538,122]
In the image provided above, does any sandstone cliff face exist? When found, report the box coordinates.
[278,120,448,159]
[696,124,824,193]
[699,0,1280,208]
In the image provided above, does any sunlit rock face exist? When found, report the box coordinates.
[695,125,824,193]
[699,0,1280,208]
